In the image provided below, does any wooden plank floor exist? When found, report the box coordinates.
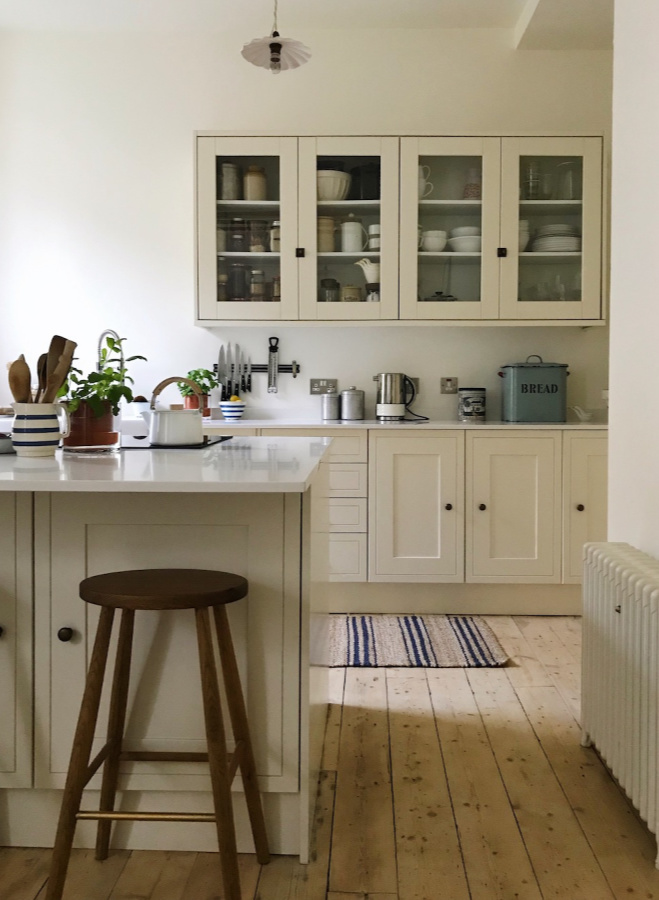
[4,616,659,899]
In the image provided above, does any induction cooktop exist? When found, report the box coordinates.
[120,434,233,450]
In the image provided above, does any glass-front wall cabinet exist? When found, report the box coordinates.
[197,136,299,321]
[298,136,399,320]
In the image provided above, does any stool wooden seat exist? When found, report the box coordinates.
[46,568,270,900]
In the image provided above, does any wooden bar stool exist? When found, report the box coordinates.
[46,568,270,900]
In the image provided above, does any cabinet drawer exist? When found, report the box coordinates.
[261,428,367,463]
[328,498,367,533]
[329,533,367,582]
[326,463,367,498]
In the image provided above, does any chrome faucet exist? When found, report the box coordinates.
[97,329,124,373]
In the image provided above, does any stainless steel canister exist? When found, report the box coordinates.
[321,392,340,420]
[340,386,365,420]
[458,387,486,422]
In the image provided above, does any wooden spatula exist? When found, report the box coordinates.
[8,355,32,403]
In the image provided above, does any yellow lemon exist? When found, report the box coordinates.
[229,395,241,402]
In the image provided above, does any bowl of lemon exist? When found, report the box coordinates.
[219,396,246,421]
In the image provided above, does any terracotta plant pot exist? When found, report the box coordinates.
[63,400,119,452]
[183,394,210,417]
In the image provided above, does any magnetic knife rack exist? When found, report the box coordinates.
[249,362,300,377]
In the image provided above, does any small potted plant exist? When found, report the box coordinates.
[61,336,146,452]
[178,368,218,417]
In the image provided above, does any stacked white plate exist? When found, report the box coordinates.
[531,224,581,252]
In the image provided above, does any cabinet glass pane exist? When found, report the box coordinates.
[417,155,482,303]
[216,155,281,303]
[518,155,583,303]
[316,155,381,304]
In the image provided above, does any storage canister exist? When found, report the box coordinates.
[498,354,569,423]
[340,386,365,421]
[458,388,486,422]
[243,165,267,201]
[321,392,340,420]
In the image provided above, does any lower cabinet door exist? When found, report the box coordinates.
[467,431,561,583]
[369,432,464,582]
[563,431,608,583]
[0,494,32,788]
[34,492,301,794]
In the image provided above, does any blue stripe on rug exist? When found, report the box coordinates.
[348,615,378,666]
[449,615,490,666]
[397,615,438,667]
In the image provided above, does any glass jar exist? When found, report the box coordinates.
[270,221,281,252]
[319,277,340,303]
[249,269,266,301]
[217,273,228,302]
[228,218,248,252]
[249,221,268,252]
[271,275,281,302]
[243,165,267,201]
[220,162,241,200]
[227,264,249,301]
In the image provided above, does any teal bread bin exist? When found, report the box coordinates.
[499,354,568,422]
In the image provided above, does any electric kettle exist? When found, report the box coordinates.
[373,373,416,421]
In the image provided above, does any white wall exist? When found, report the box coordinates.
[0,27,612,412]
[608,2,659,551]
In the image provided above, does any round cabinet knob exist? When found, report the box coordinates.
[57,627,74,643]
[576,504,585,512]
[0,625,4,638]
[445,503,453,511]
[478,503,487,511]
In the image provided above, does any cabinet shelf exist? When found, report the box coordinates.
[216,200,280,211]
[419,199,482,212]
[520,252,582,264]
[217,251,281,259]
[418,252,481,265]
[519,200,582,214]
[318,251,379,259]
[317,200,380,214]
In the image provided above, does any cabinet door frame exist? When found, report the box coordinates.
[562,431,608,583]
[298,136,400,321]
[466,431,562,583]
[196,135,299,322]
[499,136,603,321]
[399,136,501,320]
[369,431,465,582]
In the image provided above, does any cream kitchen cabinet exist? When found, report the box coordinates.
[197,134,604,326]
[368,431,465,582]
[466,431,562,583]
[562,431,608,583]
[33,492,302,798]
[0,494,32,789]
[399,136,603,322]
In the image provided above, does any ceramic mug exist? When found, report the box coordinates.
[11,402,70,457]
[418,165,433,199]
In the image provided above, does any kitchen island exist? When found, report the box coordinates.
[0,436,330,861]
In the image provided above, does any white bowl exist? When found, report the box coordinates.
[450,226,481,238]
[448,236,482,252]
[219,401,246,421]
[317,170,351,201]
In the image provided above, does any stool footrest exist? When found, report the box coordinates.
[77,810,217,823]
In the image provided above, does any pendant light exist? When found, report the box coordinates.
[241,0,311,75]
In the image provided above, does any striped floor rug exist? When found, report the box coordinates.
[329,614,508,668]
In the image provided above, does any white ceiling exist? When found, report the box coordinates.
[0,0,613,48]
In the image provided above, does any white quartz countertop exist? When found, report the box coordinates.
[0,437,328,493]
[202,417,607,431]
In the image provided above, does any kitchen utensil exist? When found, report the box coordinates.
[218,345,227,400]
[570,405,594,422]
[226,343,234,396]
[42,339,77,404]
[8,355,32,403]
[354,258,380,283]
[340,387,365,421]
[46,335,66,386]
[246,357,252,393]
[11,401,70,457]
[141,377,204,446]
[373,372,417,421]
[267,336,279,393]
[458,388,486,422]
[35,353,48,403]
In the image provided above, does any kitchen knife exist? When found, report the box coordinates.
[246,357,252,393]
[226,343,233,397]
[267,336,279,393]
[217,345,227,401]
[234,343,242,397]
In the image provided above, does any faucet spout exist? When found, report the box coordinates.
[97,329,123,373]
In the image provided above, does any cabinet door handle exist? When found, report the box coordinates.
[445,503,453,511]
[0,625,4,637]
[576,504,585,511]
[57,627,75,642]
[478,503,487,511]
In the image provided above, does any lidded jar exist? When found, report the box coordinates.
[227,264,249,301]
[340,386,365,421]
[220,162,241,200]
[249,269,266,301]
[228,218,248,252]
[243,165,267,201]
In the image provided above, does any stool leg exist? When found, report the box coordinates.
[46,606,115,900]
[95,608,135,861]
[213,605,270,865]
[196,607,241,900]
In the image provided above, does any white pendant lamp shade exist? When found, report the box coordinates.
[241,0,311,74]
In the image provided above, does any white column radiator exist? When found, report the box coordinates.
[582,542,659,865]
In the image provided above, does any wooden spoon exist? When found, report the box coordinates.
[35,353,48,403]
[8,355,32,403]
[42,340,77,403]
[46,335,66,384]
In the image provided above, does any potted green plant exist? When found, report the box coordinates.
[61,336,146,452]
[178,368,219,417]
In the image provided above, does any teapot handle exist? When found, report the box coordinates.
[150,377,203,410]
